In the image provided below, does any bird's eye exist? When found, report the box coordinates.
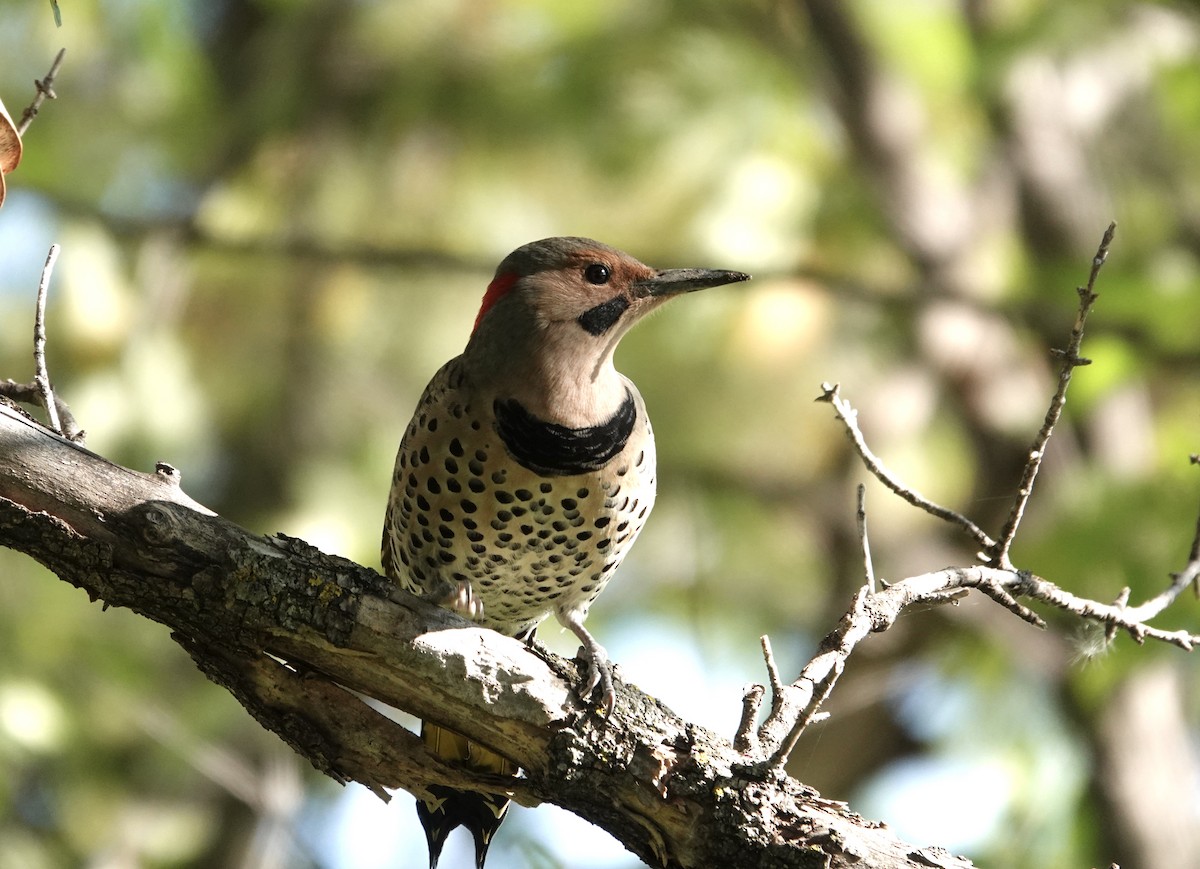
[584,263,611,285]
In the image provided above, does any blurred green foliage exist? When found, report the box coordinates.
[1,1,1199,867]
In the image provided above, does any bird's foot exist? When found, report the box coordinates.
[558,612,615,718]
[437,579,483,621]
[579,643,615,720]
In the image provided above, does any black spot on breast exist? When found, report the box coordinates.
[493,389,638,477]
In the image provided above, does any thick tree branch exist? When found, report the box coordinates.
[0,401,975,869]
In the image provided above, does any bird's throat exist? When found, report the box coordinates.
[493,389,637,476]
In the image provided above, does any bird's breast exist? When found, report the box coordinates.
[382,364,657,635]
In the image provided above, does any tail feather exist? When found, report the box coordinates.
[418,722,517,869]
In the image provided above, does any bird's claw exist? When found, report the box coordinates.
[441,579,483,621]
[579,644,615,719]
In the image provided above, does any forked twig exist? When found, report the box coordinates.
[755,559,1200,767]
[0,244,84,442]
[761,224,1200,768]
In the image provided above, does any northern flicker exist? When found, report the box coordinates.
[381,236,749,868]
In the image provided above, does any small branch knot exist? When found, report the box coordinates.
[155,462,182,486]
[33,77,57,100]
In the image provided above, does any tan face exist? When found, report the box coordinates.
[518,246,660,338]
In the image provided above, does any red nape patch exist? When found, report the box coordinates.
[473,271,519,333]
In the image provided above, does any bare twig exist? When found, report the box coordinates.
[970,571,1045,627]
[855,483,876,592]
[0,245,85,442]
[1013,570,1197,651]
[990,222,1116,568]
[767,587,871,769]
[33,245,61,433]
[18,48,65,135]
[1188,454,1200,597]
[760,634,785,699]
[817,382,996,551]
[755,561,1200,766]
[753,634,816,760]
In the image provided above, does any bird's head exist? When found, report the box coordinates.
[464,237,749,423]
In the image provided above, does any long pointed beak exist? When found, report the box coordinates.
[632,268,751,298]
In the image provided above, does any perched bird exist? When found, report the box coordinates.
[382,236,749,868]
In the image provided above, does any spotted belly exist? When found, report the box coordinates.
[383,392,656,636]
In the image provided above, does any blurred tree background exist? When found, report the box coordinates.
[1,1,1199,867]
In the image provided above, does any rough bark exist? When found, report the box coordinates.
[0,400,971,869]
